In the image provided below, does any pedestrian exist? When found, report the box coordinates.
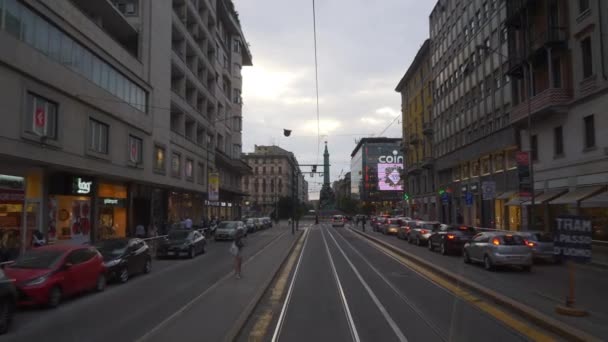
[147,222,158,238]
[135,224,146,238]
[184,217,193,229]
[231,226,245,279]
[361,215,367,232]
[287,217,292,227]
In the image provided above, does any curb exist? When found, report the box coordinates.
[224,229,305,342]
[350,228,601,342]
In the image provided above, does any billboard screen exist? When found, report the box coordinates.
[377,163,403,191]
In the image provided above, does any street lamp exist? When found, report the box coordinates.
[477,44,536,231]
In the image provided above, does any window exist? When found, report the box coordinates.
[233,39,241,53]
[5,0,21,38]
[171,152,181,177]
[26,93,58,139]
[89,119,109,154]
[554,126,564,156]
[579,0,590,13]
[531,135,538,161]
[154,146,165,171]
[197,163,205,185]
[185,158,194,180]
[552,58,562,88]
[584,115,596,149]
[581,38,593,78]
[233,89,241,104]
[128,135,143,164]
[278,166,282,174]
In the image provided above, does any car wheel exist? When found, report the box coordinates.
[483,255,494,271]
[189,247,195,259]
[428,240,434,251]
[48,286,62,308]
[440,243,448,255]
[522,265,532,272]
[0,299,12,334]
[119,268,129,283]
[96,274,107,292]
[143,258,152,274]
[463,251,471,264]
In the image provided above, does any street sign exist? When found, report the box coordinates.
[441,192,449,204]
[482,181,496,200]
[465,192,473,206]
[516,151,532,197]
[554,215,592,263]
[208,172,219,201]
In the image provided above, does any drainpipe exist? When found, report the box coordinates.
[598,0,608,80]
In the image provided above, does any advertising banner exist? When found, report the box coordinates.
[208,172,219,201]
[554,215,592,263]
[516,151,532,198]
[377,163,403,191]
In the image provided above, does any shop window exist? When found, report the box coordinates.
[481,157,490,175]
[171,152,181,178]
[493,153,504,172]
[25,93,58,139]
[128,135,143,164]
[97,183,127,239]
[48,196,91,244]
[185,158,194,180]
[89,119,109,154]
[506,149,517,169]
[471,160,480,177]
[154,145,165,172]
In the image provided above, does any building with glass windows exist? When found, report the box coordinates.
[0,0,251,257]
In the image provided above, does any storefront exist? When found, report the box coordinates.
[581,190,608,241]
[48,174,94,245]
[97,182,128,240]
[0,175,26,261]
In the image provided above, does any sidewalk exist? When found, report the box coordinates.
[143,228,303,342]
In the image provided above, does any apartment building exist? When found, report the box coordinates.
[506,0,608,236]
[241,145,305,216]
[0,0,251,257]
[430,0,518,228]
[396,39,437,220]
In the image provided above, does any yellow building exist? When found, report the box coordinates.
[395,39,436,220]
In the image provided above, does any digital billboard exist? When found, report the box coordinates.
[377,163,403,191]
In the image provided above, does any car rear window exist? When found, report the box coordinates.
[500,235,527,245]
[455,226,477,234]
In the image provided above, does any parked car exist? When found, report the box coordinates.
[95,238,152,283]
[408,221,442,246]
[428,225,477,255]
[261,217,273,228]
[331,215,346,227]
[0,269,17,334]
[463,232,532,271]
[4,245,106,308]
[373,216,389,232]
[157,229,206,258]
[245,218,257,233]
[517,231,556,263]
[215,221,246,240]
[381,218,404,235]
[397,219,419,240]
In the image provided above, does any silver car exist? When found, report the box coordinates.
[215,221,246,240]
[518,231,556,263]
[463,232,532,271]
[408,221,442,246]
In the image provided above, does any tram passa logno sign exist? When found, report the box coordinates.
[554,216,592,263]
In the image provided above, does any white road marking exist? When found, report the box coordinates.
[320,228,361,342]
[271,228,311,342]
[332,228,446,341]
[134,230,290,342]
[325,228,409,342]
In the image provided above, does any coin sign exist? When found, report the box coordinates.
[35,108,46,127]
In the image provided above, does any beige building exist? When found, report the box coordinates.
[241,145,307,216]
[0,0,251,256]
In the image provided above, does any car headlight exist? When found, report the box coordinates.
[24,274,50,286]
[104,259,123,268]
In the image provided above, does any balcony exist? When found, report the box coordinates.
[409,134,421,145]
[529,27,568,55]
[511,87,572,124]
[422,122,434,135]
[506,0,534,27]
[407,162,422,175]
[422,157,435,169]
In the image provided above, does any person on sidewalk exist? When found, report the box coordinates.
[135,224,146,238]
[361,215,367,232]
[232,227,245,279]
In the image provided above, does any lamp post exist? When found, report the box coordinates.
[477,43,535,231]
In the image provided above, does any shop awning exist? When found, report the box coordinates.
[580,191,608,208]
[549,186,606,205]
[496,191,516,200]
[521,189,567,205]
[505,196,526,206]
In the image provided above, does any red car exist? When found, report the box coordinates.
[4,244,106,308]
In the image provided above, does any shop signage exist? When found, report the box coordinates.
[554,215,592,263]
[208,173,219,201]
[516,151,532,198]
[0,175,24,190]
[482,181,496,200]
[378,150,404,164]
[0,189,25,203]
[465,192,474,206]
[470,183,478,192]
[102,198,125,206]
[461,185,468,193]
[72,177,93,195]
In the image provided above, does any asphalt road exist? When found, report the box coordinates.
[365,226,608,339]
[4,226,290,342]
[257,224,532,342]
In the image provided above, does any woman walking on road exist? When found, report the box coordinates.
[232,227,245,279]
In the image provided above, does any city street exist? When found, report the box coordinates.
[239,224,563,342]
[3,225,298,342]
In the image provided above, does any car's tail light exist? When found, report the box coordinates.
[525,240,535,247]
[447,234,455,240]
[492,238,500,246]
[420,229,428,235]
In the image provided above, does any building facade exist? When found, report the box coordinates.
[506,0,608,238]
[0,0,251,259]
[430,0,518,229]
[350,138,403,214]
[396,39,438,220]
[241,145,304,216]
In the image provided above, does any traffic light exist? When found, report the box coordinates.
[438,189,446,196]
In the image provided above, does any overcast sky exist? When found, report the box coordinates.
[234,0,435,199]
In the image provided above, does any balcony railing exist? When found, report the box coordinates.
[511,87,572,124]
[530,27,568,53]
